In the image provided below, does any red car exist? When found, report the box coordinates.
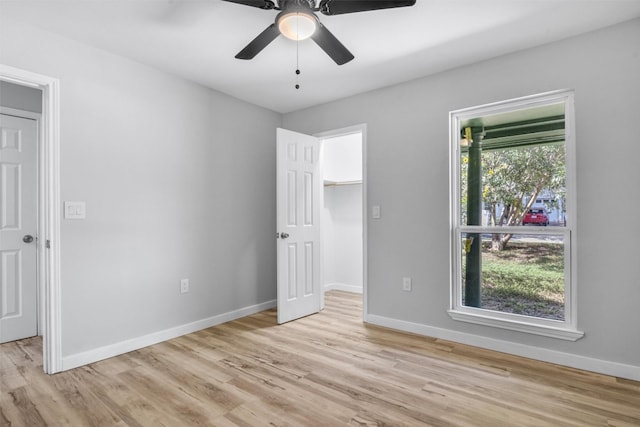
[522,208,549,226]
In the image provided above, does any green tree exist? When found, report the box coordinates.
[484,144,565,250]
[461,144,565,251]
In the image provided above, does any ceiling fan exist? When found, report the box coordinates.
[221,0,416,65]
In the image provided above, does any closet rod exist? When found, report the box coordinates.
[324,180,363,187]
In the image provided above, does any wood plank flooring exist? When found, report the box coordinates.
[1,291,639,426]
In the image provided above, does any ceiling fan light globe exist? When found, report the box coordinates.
[278,12,317,41]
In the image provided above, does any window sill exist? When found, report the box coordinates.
[447,309,584,341]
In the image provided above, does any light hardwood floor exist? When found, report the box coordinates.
[1,291,638,426]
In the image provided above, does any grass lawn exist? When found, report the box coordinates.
[465,240,565,320]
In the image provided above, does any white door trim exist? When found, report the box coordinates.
[314,124,368,321]
[0,64,62,374]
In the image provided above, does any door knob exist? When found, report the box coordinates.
[280,233,290,239]
[23,235,34,243]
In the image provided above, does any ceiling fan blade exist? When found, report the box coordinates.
[220,0,275,10]
[235,23,281,60]
[310,22,354,65]
[319,0,416,15]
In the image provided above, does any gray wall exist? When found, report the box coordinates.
[0,81,42,112]
[1,21,281,356]
[284,19,640,368]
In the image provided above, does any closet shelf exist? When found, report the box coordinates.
[324,180,363,187]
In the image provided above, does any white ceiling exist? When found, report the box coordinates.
[2,1,639,113]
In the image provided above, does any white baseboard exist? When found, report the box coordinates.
[324,282,363,294]
[365,314,640,382]
[62,299,276,371]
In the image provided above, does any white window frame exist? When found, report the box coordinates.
[449,90,583,341]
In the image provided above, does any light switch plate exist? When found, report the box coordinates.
[372,205,381,219]
[64,201,86,219]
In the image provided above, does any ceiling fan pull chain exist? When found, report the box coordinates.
[295,13,301,90]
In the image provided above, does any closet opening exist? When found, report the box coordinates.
[320,129,364,304]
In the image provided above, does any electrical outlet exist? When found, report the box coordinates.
[402,277,412,292]
[180,279,190,294]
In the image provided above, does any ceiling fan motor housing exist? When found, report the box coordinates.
[278,0,316,11]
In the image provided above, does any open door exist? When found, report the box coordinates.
[276,128,322,324]
[0,113,38,343]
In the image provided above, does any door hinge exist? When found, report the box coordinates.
[46,239,51,249]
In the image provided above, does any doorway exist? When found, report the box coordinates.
[0,65,62,374]
[316,125,366,317]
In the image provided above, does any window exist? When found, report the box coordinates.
[449,90,583,340]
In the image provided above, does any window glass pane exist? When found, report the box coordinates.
[461,233,565,321]
[459,103,566,228]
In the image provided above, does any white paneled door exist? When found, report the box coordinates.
[276,128,322,324]
[0,114,38,343]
